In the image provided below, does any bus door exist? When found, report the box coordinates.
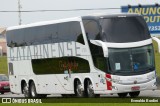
[64,69,74,90]
[55,69,73,93]
[8,62,19,93]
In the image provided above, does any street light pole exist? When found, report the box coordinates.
[18,0,22,25]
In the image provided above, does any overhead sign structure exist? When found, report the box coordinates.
[121,5,160,34]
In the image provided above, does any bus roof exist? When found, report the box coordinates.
[7,13,140,31]
[7,17,82,31]
[82,13,141,20]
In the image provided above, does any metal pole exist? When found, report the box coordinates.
[18,0,22,25]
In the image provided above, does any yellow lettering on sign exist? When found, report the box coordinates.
[150,16,156,23]
[149,7,157,15]
[157,16,160,22]
[128,8,133,13]
[144,16,149,23]
[142,8,149,15]
[134,8,141,14]
[157,7,160,14]
[127,6,160,23]
[128,7,160,15]
[143,16,160,23]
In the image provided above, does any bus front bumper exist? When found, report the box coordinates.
[95,78,157,94]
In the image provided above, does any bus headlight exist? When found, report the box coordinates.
[105,76,121,84]
[112,76,121,84]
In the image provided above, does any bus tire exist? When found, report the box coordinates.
[22,83,31,98]
[74,79,84,97]
[129,91,140,98]
[85,80,98,97]
[30,82,39,98]
[118,93,128,98]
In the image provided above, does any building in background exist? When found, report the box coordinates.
[0,27,6,56]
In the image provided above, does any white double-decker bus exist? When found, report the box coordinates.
[6,13,160,98]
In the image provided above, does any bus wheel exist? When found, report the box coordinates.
[74,80,84,97]
[22,83,31,98]
[86,80,98,97]
[129,91,140,98]
[118,93,128,98]
[30,82,38,98]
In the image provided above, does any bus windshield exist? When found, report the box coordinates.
[108,45,155,75]
[100,16,150,43]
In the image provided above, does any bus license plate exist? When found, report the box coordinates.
[131,86,140,91]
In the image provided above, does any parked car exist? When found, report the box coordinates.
[0,74,10,94]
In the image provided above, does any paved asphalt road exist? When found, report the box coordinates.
[0,90,160,98]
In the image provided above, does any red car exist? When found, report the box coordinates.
[0,74,10,94]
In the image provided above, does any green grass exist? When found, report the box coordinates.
[0,56,8,74]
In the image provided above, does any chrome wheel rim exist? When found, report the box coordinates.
[76,81,83,96]
[23,84,29,97]
[31,85,36,97]
[87,81,94,96]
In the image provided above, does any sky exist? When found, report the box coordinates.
[0,0,160,27]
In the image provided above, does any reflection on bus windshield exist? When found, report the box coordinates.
[108,45,155,74]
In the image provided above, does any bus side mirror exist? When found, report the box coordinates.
[152,37,160,53]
